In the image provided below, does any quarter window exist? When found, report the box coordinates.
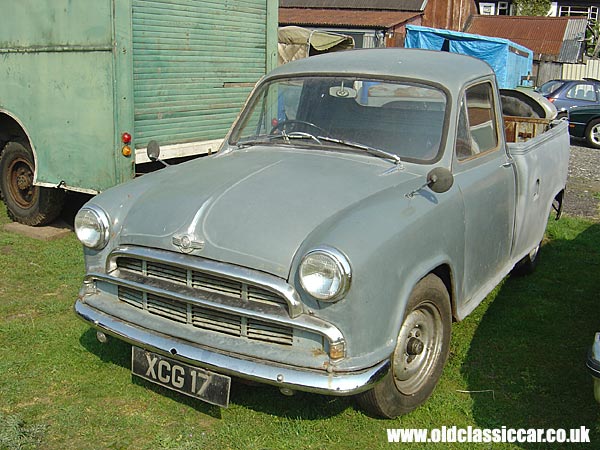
[566,84,597,102]
[456,82,498,161]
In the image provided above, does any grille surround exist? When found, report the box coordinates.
[90,246,345,357]
[110,252,302,346]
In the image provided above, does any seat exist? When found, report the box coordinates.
[585,90,596,101]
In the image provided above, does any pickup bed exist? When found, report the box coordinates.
[73,49,569,418]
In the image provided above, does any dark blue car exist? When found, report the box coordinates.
[538,78,600,118]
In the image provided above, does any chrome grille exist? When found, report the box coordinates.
[116,256,287,309]
[118,257,143,272]
[119,286,143,308]
[147,262,187,285]
[117,286,293,345]
[147,294,187,323]
[191,272,243,297]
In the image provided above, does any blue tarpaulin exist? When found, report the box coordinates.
[405,25,533,89]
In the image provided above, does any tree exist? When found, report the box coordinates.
[586,20,600,58]
[513,0,552,16]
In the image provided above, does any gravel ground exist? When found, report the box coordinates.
[564,140,600,221]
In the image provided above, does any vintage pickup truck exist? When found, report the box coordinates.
[74,49,570,418]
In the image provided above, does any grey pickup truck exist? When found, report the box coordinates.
[74,49,570,418]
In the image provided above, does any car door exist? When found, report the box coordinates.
[453,81,516,304]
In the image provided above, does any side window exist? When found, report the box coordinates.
[456,82,498,161]
[566,83,597,102]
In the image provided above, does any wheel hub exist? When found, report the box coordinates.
[16,170,32,190]
[7,157,36,208]
[406,337,424,356]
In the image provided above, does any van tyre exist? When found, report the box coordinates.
[356,274,451,418]
[0,141,64,226]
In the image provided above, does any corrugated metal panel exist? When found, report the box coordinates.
[279,0,427,12]
[558,18,587,63]
[279,8,421,28]
[132,0,268,147]
[465,16,568,59]
[562,59,600,80]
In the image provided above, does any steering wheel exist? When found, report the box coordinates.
[271,119,327,135]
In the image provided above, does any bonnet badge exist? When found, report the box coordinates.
[172,234,205,253]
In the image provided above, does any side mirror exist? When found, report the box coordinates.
[147,140,161,161]
[426,167,454,193]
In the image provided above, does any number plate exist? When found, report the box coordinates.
[131,347,231,407]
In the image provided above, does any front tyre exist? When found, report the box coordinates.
[356,274,451,418]
[585,118,600,149]
[0,141,64,226]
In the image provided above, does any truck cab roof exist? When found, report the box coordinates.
[267,48,495,94]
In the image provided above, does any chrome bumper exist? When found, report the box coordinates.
[75,300,390,396]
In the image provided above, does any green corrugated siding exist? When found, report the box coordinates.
[132,0,268,147]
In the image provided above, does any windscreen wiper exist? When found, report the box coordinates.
[236,131,320,148]
[316,136,402,165]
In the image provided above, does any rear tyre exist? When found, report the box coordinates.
[585,118,600,149]
[0,141,64,226]
[356,274,451,418]
[511,242,540,277]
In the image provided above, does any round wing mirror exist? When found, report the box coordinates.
[147,140,161,161]
[427,167,454,194]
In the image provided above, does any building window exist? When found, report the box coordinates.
[498,2,509,15]
[559,5,598,20]
[479,2,495,15]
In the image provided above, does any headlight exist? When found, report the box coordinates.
[299,246,351,302]
[74,206,110,249]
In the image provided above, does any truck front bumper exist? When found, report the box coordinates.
[75,300,390,396]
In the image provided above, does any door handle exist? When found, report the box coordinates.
[502,160,514,168]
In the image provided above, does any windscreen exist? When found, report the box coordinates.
[230,76,448,163]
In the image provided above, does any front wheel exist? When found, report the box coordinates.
[585,118,600,149]
[356,274,451,418]
[0,141,64,226]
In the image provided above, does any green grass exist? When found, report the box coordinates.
[1,208,599,449]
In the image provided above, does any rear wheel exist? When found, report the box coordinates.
[585,118,600,149]
[511,242,540,276]
[356,274,451,418]
[0,141,64,226]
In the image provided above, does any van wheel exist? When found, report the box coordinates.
[0,141,64,226]
[585,119,600,149]
[356,274,451,418]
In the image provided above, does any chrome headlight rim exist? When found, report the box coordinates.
[299,245,352,302]
[74,205,111,250]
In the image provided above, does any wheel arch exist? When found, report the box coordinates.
[430,264,456,320]
[391,261,456,339]
[0,110,39,182]
[583,115,600,130]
